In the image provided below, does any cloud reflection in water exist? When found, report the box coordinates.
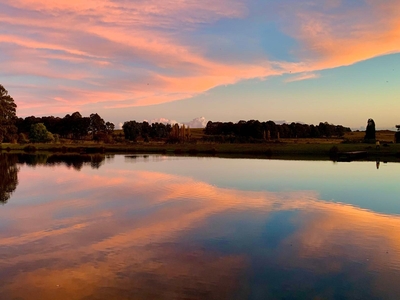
[0,157,400,299]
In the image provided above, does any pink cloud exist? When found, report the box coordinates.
[1,0,400,117]
[0,0,263,116]
[282,0,400,69]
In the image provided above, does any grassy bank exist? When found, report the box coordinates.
[1,139,400,162]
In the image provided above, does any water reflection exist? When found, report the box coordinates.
[0,153,19,204]
[0,153,107,204]
[0,155,400,299]
[17,153,108,170]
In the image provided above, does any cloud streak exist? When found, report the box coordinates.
[285,72,320,83]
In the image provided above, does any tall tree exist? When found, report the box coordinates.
[123,121,141,141]
[105,121,115,134]
[69,112,90,140]
[0,84,17,142]
[364,118,376,141]
[89,113,106,139]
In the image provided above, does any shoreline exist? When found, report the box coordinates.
[1,141,400,162]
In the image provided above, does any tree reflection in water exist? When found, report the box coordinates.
[0,153,107,204]
[0,153,19,204]
[17,153,107,171]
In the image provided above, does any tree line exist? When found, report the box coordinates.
[204,120,351,142]
[16,112,115,143]
[0,83,177,144]
[0,83,353,144]
[5,83,389,146]
[122,121,172,142]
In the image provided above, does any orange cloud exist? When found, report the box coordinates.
[283,0,400,69]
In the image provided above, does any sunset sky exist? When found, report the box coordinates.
[0,0,399,129]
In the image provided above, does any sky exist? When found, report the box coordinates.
[0,0,399,129]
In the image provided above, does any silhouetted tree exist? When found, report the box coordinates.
[149,123,171,139]
[203,120,351,141]
[309,125,320,138]
[318,122,333,138]
[246,120,263,139]
[204,121,218,135]
[105,121,115,134]
[57,112,86,139]
[41,116,62,134]
[279,123,291,139]
[68,112,89,139]
[16,116,43,135]
[141,121,151,141]
[0,84,18,142]
[89,113,106,138]
[265,121,278,139]
[335,125,346,137]
[123,121,141,141]
[364,118,376,141]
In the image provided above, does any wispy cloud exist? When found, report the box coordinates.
[285,72,320,83]
[0,0,399,117]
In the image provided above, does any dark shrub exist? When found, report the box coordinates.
[329,146,339,158]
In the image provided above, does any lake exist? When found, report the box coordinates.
[0,153,399,299]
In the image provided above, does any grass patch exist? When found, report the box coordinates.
[2,133,400,162]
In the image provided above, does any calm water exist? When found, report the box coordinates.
[1,153,400,300]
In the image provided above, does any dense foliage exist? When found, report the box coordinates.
[0,84,18,142]
[29,123,54,143]
[204,120,351,142]
[123,121,172,141]
[16,112,114,142]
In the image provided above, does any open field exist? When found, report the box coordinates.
[344,130,396,143]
